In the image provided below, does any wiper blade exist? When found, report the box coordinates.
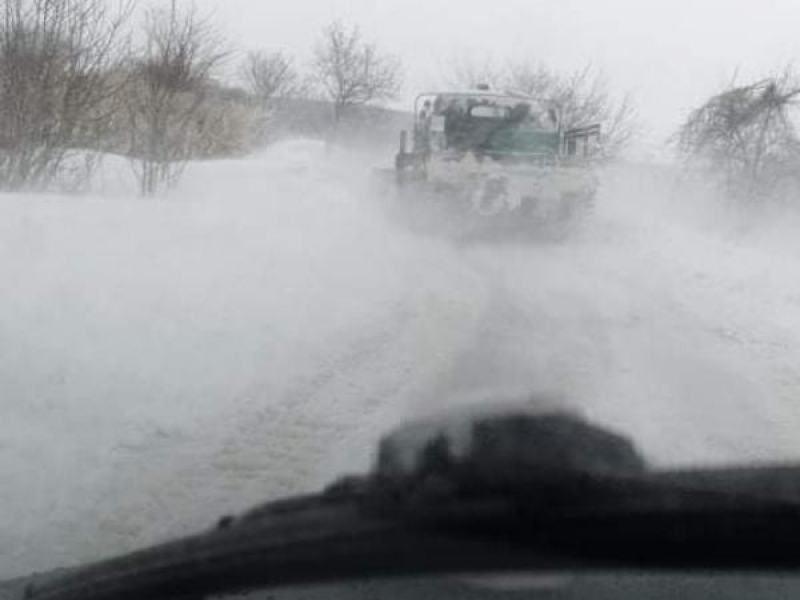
[17,412,800,600]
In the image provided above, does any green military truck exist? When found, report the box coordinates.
[381,86,602,240]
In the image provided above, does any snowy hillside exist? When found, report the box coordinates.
[3,140,800,577]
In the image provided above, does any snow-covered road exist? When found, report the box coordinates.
[3,141,800,578]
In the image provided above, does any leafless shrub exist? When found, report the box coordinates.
[677,70,800,200]
[190,83,262,157]
[0,0,133,191]
[125,0,227,197]
[312,20,401,123]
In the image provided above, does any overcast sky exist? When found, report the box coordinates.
[196,0,800,151]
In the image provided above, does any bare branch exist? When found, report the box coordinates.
[0,0,134,190]
[677,68,800,199]
[445,54,507,90]
[239,50,299,102]
[312,20,401,122]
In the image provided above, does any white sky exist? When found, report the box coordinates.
[195,0,800,150]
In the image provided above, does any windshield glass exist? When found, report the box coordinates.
[3,0,800,587]
[415,93,559,154]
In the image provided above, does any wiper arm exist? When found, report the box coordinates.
[17,412,800,600]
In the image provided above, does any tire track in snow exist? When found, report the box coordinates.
[437,219,800,468]
[410,242,628,430]
[0,242,488,577]
[398,160,800,469]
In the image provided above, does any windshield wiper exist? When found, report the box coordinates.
[14,411,800,600]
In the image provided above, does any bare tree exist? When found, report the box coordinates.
[239,50,299,103]
[312,20,401,123]
[677,70,800,199]
[0,0,133,191]
[126,0,227,197]
[505,61,560,99]
[543,65,636,160]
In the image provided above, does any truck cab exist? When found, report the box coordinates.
[399,89,600,173]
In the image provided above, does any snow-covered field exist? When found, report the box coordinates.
[3,140,800,578]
